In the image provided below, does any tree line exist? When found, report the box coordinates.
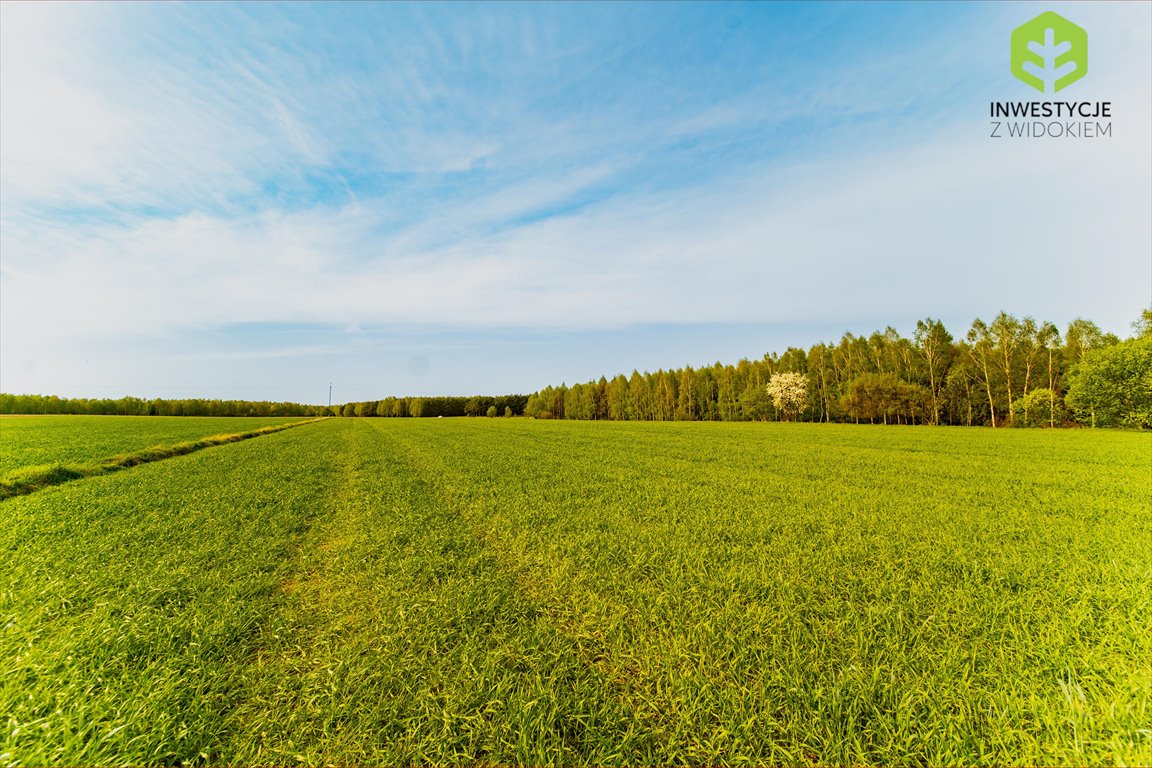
[0,395,323,418]
[3,310,1147,428]
[522,310,1152,428]
[0,393,531,420]
[334,395,529,418]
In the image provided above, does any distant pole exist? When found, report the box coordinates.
[328,383,332,407]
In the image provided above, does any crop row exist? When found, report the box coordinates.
[369,419,1152,764]
[0,418,323,499]
[0,415,306,475]
[2,418,1149,764]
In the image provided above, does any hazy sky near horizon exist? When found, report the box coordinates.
[2,1,1149,403]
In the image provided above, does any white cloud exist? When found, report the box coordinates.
[2,1,1149,397]
[4,84,1148,356]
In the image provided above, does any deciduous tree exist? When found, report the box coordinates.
[914,318,953,425]
[767,372,807,422]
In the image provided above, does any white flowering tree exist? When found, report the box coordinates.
[766,372,807,421]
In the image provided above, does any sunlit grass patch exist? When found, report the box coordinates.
[2,418,1149,764]
[0,419,323,499]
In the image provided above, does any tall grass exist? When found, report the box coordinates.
[371,419,1152,764]
[0,419,323,499]
[0,415,306,474]
[2,418,1149,764]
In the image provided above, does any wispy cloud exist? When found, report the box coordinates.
[1,1,1148,398]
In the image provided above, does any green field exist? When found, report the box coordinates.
[0,415,305,475]
[2,418,1149,765]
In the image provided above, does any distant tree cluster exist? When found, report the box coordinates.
[524,310,1152,428]
[0,394,322,418]
[0,392,535,420]
[332,394,529,419]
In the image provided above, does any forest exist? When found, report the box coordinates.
[514,311,1151,428]
[3,310,1149,428]
[339,310,1151,428]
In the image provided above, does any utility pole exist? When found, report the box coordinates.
[328,383,332,408]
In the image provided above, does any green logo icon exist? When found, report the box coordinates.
[1011,12,1087,93]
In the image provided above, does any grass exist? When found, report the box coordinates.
[0,419,324,499]
[0,415,306,475]
[1,418,1149,764]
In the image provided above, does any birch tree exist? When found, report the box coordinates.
[967,319,1000,427]
[914,318,952,426]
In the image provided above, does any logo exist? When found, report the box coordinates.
[1011,12,1087,94]
[989,11,1109,139]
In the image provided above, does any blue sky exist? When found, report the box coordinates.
[1,1,1149,403]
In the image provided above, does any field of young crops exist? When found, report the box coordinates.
[0,415,304,475]
[2,418,1149,765]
